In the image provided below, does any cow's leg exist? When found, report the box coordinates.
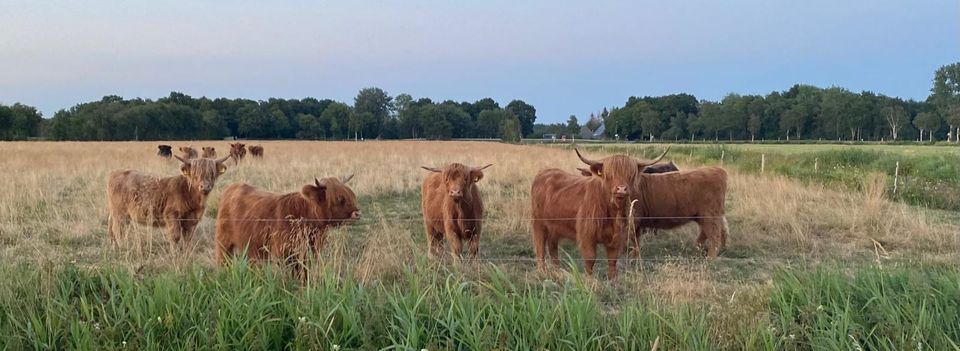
[547,238,561,268]
[467,234,480,259]
[604,244,621,280]
[578,239,597,277]
[443,221,463,260]
[165,218,185,252]
[532,221,548,271]
[107,213,129,248]
[697,220,722,258]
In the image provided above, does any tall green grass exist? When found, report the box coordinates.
[595,144,960,211]
[0,261,956,350]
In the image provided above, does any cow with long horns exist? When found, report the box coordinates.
[530,147,668,279]
[106,155,230,250]
[421,163,493,259]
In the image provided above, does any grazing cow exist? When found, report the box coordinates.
[229,143,246,164]
[421,163,492,259]
[107,155,230,250]
[157,145,173,158]
[179,146,198,159]
[214,176,361,278]
[531,148,668,278]
[201,147,217,158]
[248,145,264,158]
[629,167,729,257]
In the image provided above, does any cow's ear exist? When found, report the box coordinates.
[180,164,191,176]
[217,163,227,175]
[591,164,603,177]
[471,164,493,182]
[577,167,595,177]
[301,183,327,203]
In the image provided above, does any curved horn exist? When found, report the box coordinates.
[421,166,441,173]
[315,178,322,187]
[474,164,493,171]
[215,155,231,164]
[341,174,354,184]
[173,155,189,165]
[575,148,601,167]
[639,146,671,166]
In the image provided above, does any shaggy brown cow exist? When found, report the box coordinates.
[531,148,668,278]
[248,145,264,158]
[179,146,198,159]
[157,145,173,158]
[107,155,230,250]
[214,176,361,277]
[421,163,492,259]
[201,147,217,158]
[229,142,246,164]
[628,167,729,257]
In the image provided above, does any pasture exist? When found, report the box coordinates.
[1,141,958,350]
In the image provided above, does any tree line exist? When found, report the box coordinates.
[33,89,536,141]
[1,62,958,142]
[543,63,960,142]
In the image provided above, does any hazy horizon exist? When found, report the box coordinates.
[1,0,957,123]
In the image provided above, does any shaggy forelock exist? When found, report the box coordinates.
[187,158,220,182]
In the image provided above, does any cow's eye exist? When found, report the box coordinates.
[338,196,346,205]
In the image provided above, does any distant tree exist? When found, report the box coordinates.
[499,116,522,142]
[640,108,661,140]
[929,63,960,141]
[566,115,580,136]
[913,112,941,141]
[353,87,392,138]
[394,93,413,117]
[476,109,512,138]
[881,103,908,140]
[506,100,536,137]
[747,114,761,142]
[321,102,351,139]
[584,113,602,132]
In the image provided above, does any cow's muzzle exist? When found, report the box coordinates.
[449,189,463,200]
[351,210,362,220]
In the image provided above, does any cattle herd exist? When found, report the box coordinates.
[111,144,728,280]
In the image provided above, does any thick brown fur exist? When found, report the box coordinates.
[631,168,729,257]
[421,163,491,259]
[201,147,217,158]
[214,176,360,279]
[248,145,264,158]
[229,143,247,164]
[530,148,667,279]
[179,146,198,159]
[106,156,229,250]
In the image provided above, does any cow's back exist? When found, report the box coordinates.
[531,169,592,240]
[638,167,727,228]
[107,170,162,222]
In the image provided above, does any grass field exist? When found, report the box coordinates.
[0,141,958,349]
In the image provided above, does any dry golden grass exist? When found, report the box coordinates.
[0,140,956,299]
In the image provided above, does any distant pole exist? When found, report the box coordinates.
[893,161,900,195]
[814,158,819,172]
[720,150,725,166]
[761,154,765,174]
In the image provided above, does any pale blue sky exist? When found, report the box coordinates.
[0,0,956,123]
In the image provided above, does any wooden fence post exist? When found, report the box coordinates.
[720,150,725,166]
[761,154,765,174]
[814,158,818,172]
[893,161,900,195]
